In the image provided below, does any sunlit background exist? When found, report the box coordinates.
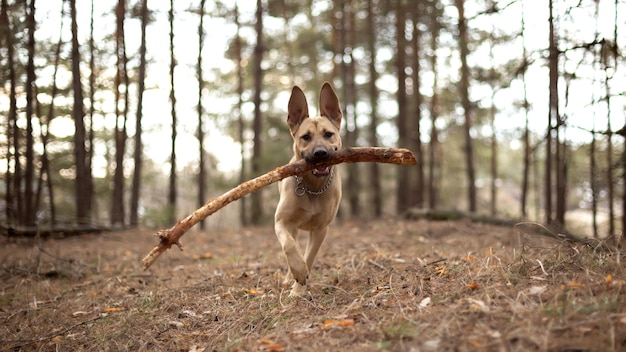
[2,0,625,232]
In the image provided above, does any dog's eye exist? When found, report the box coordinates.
[324,131,334,139]
[301,133,311,141]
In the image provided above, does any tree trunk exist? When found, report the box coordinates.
[130,0,148,227]
[197,0,206,230]
[339,0,360,217]
[411,12,424,208]
[395,0,410,214]
[520,2,530,219]
[488,30,497,216]
[610,0,618,236]
[555,125,567,225]
[168,0,178,225]
[366,0,381,217]
[606,114,614,237]
[70,0,90,224]
[591,124,598,238]
[0,0,9,222]
[428,10,440,210]
[545,0,558,224]
[24,0,36,226]
[490,102,497,216]
[234,4,247,226]
[455,0,476,213]
[250,0,264,225]
[622,137,626,236]
[604,49,615,236]
[87,0,95,221]
[111,0,127,227]
[1,0,20,224]
[347,0,360,217]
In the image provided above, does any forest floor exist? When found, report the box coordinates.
[1,217,625,351]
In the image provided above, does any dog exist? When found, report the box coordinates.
[274,82,343,297]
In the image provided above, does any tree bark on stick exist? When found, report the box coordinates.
[142,147,417,269]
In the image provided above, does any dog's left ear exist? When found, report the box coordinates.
[287,86,309,134]
[319,82,342,130]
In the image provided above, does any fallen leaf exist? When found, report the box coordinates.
[567,281,583,288]
[470,340,483,347]
[419,297,431,307]
[466,283,480,290]
[245,289,263,295]
[338,318,355,327]
[606,274,613,285]
[436,267,448,275]
[103,307,125,313]
[52,336,63,343]
[259,338,285,351]
[323,318,355,329]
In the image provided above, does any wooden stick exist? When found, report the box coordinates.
[142,147,416,269]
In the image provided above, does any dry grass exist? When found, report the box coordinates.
[1,219,625,351]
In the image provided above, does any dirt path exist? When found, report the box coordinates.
[1,219,624,351]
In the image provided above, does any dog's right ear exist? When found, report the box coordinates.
[319,82,342,130]
[287,86,309,134]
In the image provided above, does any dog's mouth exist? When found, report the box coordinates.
[311,165,331,177]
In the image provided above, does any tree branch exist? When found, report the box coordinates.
[142,147,416,269]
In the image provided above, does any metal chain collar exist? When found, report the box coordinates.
[294,167,335,196]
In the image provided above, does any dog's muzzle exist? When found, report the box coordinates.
[305,146,332,176]
[312,165,331,176]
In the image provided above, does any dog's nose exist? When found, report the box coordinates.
[312,147,329,159]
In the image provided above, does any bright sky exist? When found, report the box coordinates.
[20,0,626,178]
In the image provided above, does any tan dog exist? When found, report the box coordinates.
[274,82,343,297]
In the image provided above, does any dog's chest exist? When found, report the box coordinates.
[295,195,336,229]
[298,195,326,215]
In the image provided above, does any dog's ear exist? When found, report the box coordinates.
[319,82,342,130]
[287,86,309,134]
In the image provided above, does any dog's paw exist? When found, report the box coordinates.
[288,258,309,285]
[289,282,307,297]
[291,269,308,286]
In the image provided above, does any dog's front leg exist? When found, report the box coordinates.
[304,226,328,273]
[274,221,309,290]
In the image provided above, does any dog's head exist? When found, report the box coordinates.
[287,82,343,177]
